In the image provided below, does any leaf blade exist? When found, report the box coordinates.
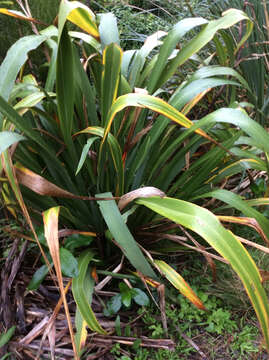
[97,192,157,279]
[136,196,269,351]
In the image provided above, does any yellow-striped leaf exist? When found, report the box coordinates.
[155,260,205,310]
[101,43,123,126]
[103,93,213,144]
[58,0,99,40]
[136,196,269,351]
[0,8,39,23]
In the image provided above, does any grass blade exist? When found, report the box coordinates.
[0,326,16,347]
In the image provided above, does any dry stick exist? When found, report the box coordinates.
[47,322,56,360]
[85,347,113,360]
[178,224,217,281]
[95,258,124,291]
[87,334,175,350]
[148,0,175,18]
[158,284,168,336]
[18,343,74,357]
[34,279,72,360]
[19,316,50,346]
[175,325,207,359]
[159,233,229,264]
[24,0,39,34]
[236,235,269,254]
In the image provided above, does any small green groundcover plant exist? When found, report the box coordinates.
[1,0,269,357]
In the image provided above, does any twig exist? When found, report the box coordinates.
[176,325,207,359]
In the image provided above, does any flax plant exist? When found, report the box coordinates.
[1,1,269,355]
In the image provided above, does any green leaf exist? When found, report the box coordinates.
[56,24,75,152]
[72,250,106,334]
[132,288,149,306]
[136,196,269,351]
[128,30,166,89]
[147,17,208,93]
[0,326,16,347]
[132,339,142,350]
[119,282,132,307]
[101,43,122,126]
[170,78,241,112]
[33,226,48,247]
[70,31,101,53]
[199,107,269,154]
[115,315,121,336]
[96,192,157,280]
[104,293,122,316]
[103,93,209,144]
[0,34,47,103]
[74,266,93,353]
[0,353,13,360]
[14,91,55,111]
[27,264,49,290]
[60,247,79,278]
[150,9,253,92]
[0,131,25,154]
[76,136,99,175]
[188,65,250,90]
[64,234,93,252]
[77,126,124,196]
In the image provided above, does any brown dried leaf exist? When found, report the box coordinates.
[118,186,165,211]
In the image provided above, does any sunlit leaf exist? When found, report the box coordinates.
[58,0,99,40]
[99,12,119,48]
[0,131,25,154]
[0,8,38,23]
